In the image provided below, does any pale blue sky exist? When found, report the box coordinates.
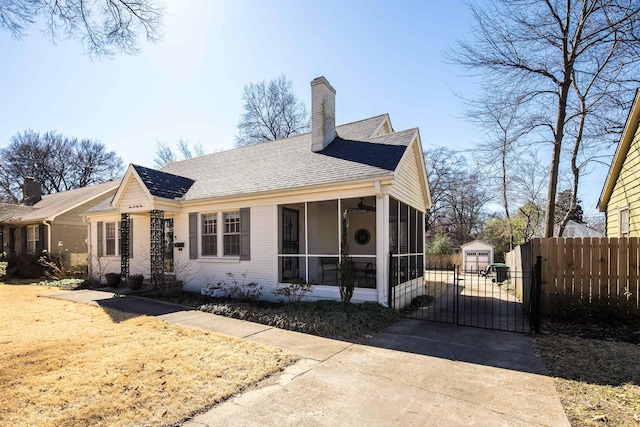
[0,0,608,216]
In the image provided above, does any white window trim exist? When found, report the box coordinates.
[223,211,241,257]
[619,206,630,237]
[199,211,242,258]
[104,221,120,257]
[200,212,218,257]
[27,225,38,254]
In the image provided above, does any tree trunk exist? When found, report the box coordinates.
[544,72,573,237]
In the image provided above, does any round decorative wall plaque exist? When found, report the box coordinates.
[355,228,370,245]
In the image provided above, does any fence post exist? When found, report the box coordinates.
[455,265,460,326]
[533,255,542,334]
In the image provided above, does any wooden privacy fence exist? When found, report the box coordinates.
[507,237,640,313]
[424,253,461,268]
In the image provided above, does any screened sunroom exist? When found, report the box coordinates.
[276,195,424,300]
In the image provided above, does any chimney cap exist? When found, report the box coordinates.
[311,76,336,94]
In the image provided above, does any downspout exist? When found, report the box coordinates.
[83,215,92,279]
[375,180,382,200]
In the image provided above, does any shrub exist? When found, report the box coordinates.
[36,278,86,290]
[38,251,71,280]
[201,272,263,301]
[426,234,453,255]
[272,281,314,303]
[0,252,7,279]
[6,253,45,279]
[407,295,433,309]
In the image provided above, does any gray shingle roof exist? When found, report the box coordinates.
[132,164,195,199]
[0,180,121,222]
[159,115,415,201]
[0,203,36,222]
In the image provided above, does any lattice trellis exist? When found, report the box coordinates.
[150,210,165,289]
[120,213,130,281]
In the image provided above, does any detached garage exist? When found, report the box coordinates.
[461,240,494,273]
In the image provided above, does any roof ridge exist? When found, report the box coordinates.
[337,113,388,128]
[369,127,417,139]
[159,114,390,169]
[134,164,194,181]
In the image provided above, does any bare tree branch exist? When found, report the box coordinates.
[235,74,310,147]
[0,0,165,57]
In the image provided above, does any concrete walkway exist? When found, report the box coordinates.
[46,289,570,427]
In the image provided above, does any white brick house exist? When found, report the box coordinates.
[85,77,431,305]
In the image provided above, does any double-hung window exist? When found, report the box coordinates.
[201,214,217,256]
[224,212,241,256]
[192,209,249,259]
[27,225,38,254]
[105,222,117,256]
[620,207,630,237]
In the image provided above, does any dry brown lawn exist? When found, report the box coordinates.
[533,332,640,426]
[0,284,297,426]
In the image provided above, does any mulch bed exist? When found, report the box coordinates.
[150,292,399,340]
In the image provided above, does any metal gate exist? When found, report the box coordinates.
[389,260,541,334]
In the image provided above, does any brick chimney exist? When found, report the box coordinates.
[23,177,42,206]
[311,76,336,152]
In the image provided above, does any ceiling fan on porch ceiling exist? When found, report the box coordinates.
[356,198,376,212]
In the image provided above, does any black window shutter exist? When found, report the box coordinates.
[97,221,103,257]
[189,213,198,259]
[38,224,46,252]
[240,208,250,261]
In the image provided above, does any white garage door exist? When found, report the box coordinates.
[465,251,490,272]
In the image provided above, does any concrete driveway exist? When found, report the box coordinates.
[47,290,569,426]
[187,319,569,427]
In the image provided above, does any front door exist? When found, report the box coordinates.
[163,218,174,273]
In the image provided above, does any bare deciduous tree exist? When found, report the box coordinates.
[450,0,640,237]
[424,147,492,247]
[153,137,205,168]
[0,130,123,202]
[0,0,165,56]
[235,74,310,147]
[469,92,533,248]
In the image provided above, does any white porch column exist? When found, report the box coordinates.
[376,192,389,305]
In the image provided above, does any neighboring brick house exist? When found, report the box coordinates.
[0,179,120,264]
[85,77,432,305]
[598,88,640,237]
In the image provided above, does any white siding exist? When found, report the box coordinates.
[87,182,395,304]
[119,179,150,211]
[388,141,427,212]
